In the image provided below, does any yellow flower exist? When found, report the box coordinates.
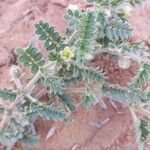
[60,47,74,61]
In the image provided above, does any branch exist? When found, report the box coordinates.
[24,71,42,94]
[64,30,79,44]
[0,94,23,131]
[129,107,141,150]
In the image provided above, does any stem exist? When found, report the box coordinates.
[26,94,38,103]
[0,94,23,131]
[24,71,41,94]
[129,107,142,150]
[64,84,101,94]
[43,61,56,69]
[24,61,56,94]
[0,115,9,131]
[64,30,79,44]
[12,78,22,89]
[135,106,150,121]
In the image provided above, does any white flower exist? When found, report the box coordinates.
[67,4,78,11]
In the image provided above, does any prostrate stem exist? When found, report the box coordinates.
[65,30,79,44]
[129,107,142,150]
[0,94,23,131]
[24,71,42,94]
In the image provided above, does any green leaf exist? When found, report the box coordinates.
[0,120,23,145]
[48,51,60,61]
[30,102,68,121]
[20,135,40,145]
[140,92,150,102]
[57,93,76,112]
[102,84,141,105]
[0,88,17,101]
[140,119,150,141]
[73,64,106,82]
[64,9,81,28]
[105,17,131,41]
[87,0,125,7]
[76,11,96,58]
[16,43,45,74]
[82,87,96,108]
[35,20,65,51]
[44,76,64,95]
[129,61,150,90]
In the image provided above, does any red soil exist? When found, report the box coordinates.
[0,0,150,150]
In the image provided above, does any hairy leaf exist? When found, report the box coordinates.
[16,44,45,74]
[57,93,76,112]
[0,88,17,101]
[64,9,81,27]
[104,17,131,41]
[30,102,68,121]
[82,87,96,108]
[20,135,40,145]
[87,0,124,7]
[76,11,96,58]
[140,119,150,141]
[102,84,140,105]
[129,61,150,90]
[73,64,106,82]
[44,76,64,95]
[35,20,65,51]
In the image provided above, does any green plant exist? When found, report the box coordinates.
[0,0,149,149]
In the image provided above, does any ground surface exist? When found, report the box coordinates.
[0,0,150,150]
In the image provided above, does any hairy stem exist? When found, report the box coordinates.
[129,107,142,150]
[24,71,42,94]
[65,30,79,44]
[26,94,38,102]
[136,106,150,121]
[0,94,23,131]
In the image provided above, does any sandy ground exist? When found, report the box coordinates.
[0,0,150,150]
